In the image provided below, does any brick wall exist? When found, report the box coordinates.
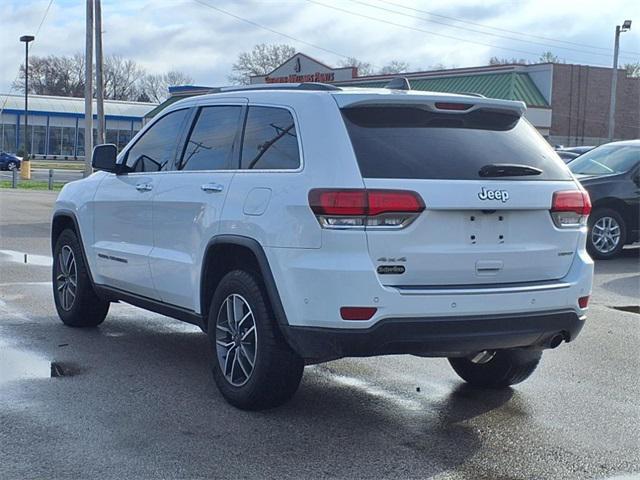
[550,64,640,146]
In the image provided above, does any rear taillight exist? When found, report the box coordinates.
[550,190,591,228]
[309,189,424,229]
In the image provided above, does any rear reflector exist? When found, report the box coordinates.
[309,189,424,229]
[578,296,590,309]
[340,307,377,320]
[434,102,473,111]
[550,190,591,228]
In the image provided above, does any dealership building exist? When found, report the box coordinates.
[0,94,155,159]
[152,52,639,147]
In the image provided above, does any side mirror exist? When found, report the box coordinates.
[92,144,118,173]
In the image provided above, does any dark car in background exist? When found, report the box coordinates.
[0,152,21,171]
[557,150,580,163]
[569,140,640,259]
[559,146,595,156]
[555,145,595,164]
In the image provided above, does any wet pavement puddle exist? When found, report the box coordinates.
[0,340,76,384]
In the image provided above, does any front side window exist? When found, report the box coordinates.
[241,107,300,170]
[126,109,189,172]
[180,106,242,171]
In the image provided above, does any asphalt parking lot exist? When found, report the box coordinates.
[1,189,638,480]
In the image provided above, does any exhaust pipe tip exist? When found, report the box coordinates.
[548,334,564,349]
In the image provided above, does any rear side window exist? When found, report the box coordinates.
[241,107,300,170]
[341,107,571,181]
[126,109,189,172]
[180,106,242,171]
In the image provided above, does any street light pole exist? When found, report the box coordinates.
[19,35,34,180]
[608,20,632,142]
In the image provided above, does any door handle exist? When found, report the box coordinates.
[136,183,153,192]
[201,183,224,193]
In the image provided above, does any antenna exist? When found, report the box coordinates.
[385,77,411,90]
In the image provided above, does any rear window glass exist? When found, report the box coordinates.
[341,107,571,180]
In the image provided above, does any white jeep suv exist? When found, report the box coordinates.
[51,83,593,410]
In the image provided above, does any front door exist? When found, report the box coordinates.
[149,103,245,310]
[91,108,191,298]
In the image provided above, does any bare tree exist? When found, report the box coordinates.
[489,56,529,65]
[625,62,640,78]
[140,71,194,103]
[103,54,145,101]
[539,51,563,63]
[379,60,410,75]
[12,53,85,97]
[229,44,296,84]
[338,57,375,76]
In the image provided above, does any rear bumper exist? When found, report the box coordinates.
[284,309,585,363]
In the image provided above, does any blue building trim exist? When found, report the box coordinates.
[3,108,144,122]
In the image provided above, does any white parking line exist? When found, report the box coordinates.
[0,250,53,267]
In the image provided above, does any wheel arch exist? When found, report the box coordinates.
[51,210,96,285]
[200,235,289,332]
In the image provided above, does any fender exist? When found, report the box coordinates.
[51,210,96,286]
[201,235,290,328]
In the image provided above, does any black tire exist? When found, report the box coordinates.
[587,208,626,260]
[448,349,542,388]
[52,228,109,327]
[208,269,304,410]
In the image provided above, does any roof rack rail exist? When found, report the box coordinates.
[214,82,341,94]
[385,77,411,90]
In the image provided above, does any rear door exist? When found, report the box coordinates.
[340,102,581,287]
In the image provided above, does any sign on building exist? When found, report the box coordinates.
[250,53,357,84]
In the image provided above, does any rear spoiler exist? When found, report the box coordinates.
[338,95,527,117]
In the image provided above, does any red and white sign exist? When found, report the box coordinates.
[250,53,357,84]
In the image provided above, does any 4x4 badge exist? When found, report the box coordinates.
[478,187,509,203]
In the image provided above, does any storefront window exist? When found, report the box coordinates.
[61,127,75,156]
[48,127,62,156]
[1,124,17,153]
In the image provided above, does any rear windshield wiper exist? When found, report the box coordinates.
[478,163,543,177]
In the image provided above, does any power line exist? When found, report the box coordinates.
[307,0,553,61]
[192,0,353,62]
[347,0,638,62]
[376,0,640,57]
[306,0,619,68]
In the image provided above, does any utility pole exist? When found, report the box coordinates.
[608,20,632,142]
[19,35,34,180]
[84,0,94,177]
[95,0,105,145]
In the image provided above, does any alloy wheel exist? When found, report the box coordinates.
[7,161,17,170]
[591,216,621,254]
[56,245,77,311]
[215,294,258,387]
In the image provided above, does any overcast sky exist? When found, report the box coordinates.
[1,0,638,95]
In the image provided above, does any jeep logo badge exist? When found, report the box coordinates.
[478,187,509,203]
